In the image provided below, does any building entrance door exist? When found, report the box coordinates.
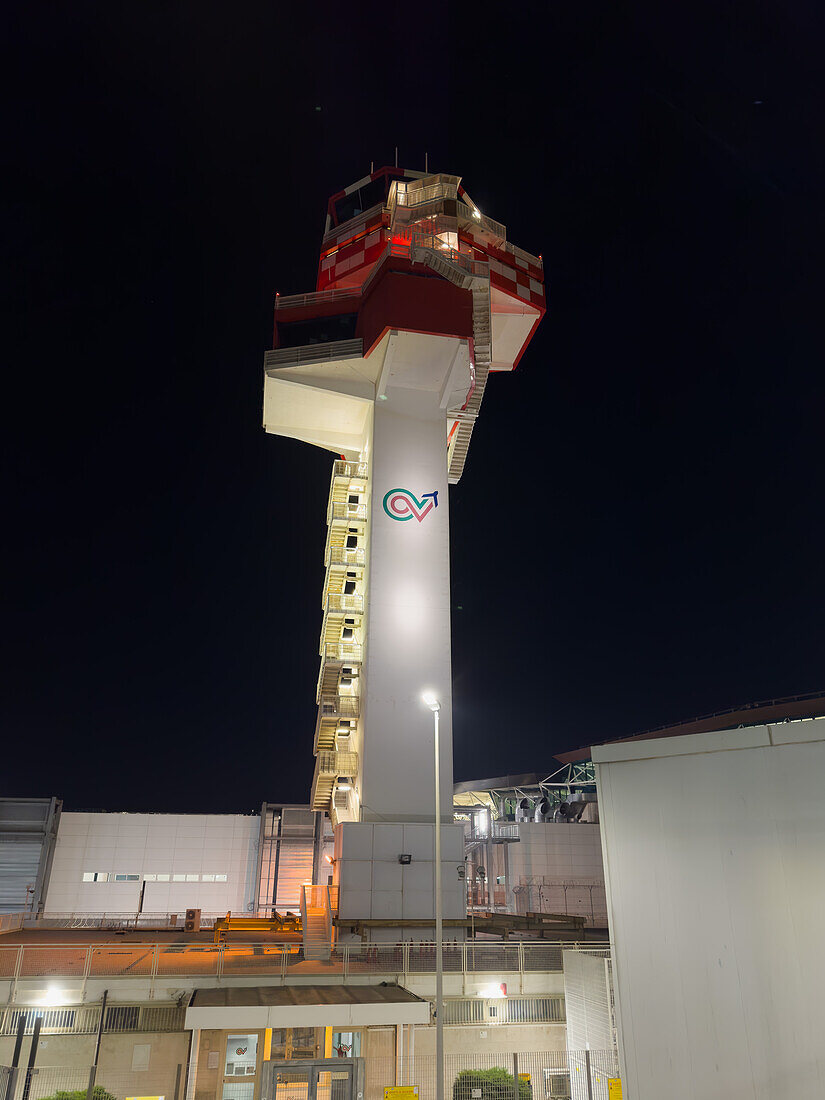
[260,1057,364,1100]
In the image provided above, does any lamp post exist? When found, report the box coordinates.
[422,691,443,1100]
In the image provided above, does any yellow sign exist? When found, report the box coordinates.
[607,1080,623,1099]
[126,1096,164,1100]
[384,1089,418,1100]
[518,1074,530,1082]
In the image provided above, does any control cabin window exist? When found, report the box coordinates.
[277,313,357,349]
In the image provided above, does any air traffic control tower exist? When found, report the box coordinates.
[263,167,544,929]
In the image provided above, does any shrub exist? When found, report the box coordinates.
[41,1089,119,1100]
[453,1067,532,1100]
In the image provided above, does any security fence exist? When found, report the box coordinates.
[0,1052,618,1100]
[0,1062,192,1100]
[382,1051,619,1100]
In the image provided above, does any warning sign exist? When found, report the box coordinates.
[384,1089,419,1100]
[607,1080,623,1099]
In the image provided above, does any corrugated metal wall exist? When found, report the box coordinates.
[275,809,316,911]
[0,797,60,912]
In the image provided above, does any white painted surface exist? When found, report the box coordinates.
[595,717,825,1100]
[45,812,258,914]
[335,822,465,921]
[361,352,456,822]
[186,999,430,1030]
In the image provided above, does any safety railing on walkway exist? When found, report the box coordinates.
[1,940,609,986]
[264,339,363,370]
[274,287,362,311]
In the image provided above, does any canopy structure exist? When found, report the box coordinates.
[185,983,429,1030]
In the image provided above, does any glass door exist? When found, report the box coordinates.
[221,1032,259,1100]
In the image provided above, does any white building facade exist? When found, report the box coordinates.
[595,715,825,1099]
[44,812,259,916]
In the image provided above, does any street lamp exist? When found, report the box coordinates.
[421,691,444,1100]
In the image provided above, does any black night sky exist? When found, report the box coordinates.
[4,2,824,812]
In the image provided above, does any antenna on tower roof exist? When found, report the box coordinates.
[394,146,398,168]
[425,152,428,173]
[370,161,374,174]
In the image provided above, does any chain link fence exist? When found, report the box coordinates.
[0,1062,193,1100]
[0,1051,618,1100]
[356,1051,619,1100]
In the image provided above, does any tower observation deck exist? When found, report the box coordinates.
[263,166,544,928]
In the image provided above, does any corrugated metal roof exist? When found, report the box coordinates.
[190,983,423,1008]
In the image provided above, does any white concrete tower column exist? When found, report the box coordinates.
[360,381,453,823]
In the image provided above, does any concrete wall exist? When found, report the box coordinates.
[595,716,825,1100]
[361,349,458,823]
[45,812,259,914]
[0,1032,189,1097]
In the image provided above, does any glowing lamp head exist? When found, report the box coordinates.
[422,692,441,712]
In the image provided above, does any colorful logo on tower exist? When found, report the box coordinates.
[382,488,439,523]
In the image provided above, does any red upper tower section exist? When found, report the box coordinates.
[268,167,545,482]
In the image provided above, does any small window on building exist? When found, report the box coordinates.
[126,874,139,881]
[114,874,129,882]
[186,874,199,882]
[173,874,186,882]
[143,874,156,882]
[201,874,215,882]
[156,874,170,882]
[347,494,359,505]
[82,873,95,882]
[342,628,354,640]
[94,872,109,882]
[345,535,358,549]
[344,581,356,595]
[215,874,228,882]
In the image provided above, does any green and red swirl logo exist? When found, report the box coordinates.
[382,488,439,523]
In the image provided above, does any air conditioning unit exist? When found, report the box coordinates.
[184,908,201,933]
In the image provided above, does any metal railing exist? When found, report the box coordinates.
[324,592,364,614]
[455,201,507,243]
[504,238,543,270]
[318,694,360,719]
[325,547,366,569]
[316,750,358,777]
[327,501,367,523]
[275,287,362,311]
[409,241,489,280]
[0,914,24,936]
[321,641,363,662]
[322,202,385,247]
[20,911,225,931]
[332,459,369,481]
[264,339,363,370]
[1,940,609,985]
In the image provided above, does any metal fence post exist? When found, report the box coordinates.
[3,1014,26,1100]
[343,944,349,982]
[584,1049,594,1100]
[512,1052,519,1100]
[85,990,108,1100]
[216,946,224,981]
[403,941,410,980]
[518,941,525,994]
[81,944,93,1003]
[149,944,159,999]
